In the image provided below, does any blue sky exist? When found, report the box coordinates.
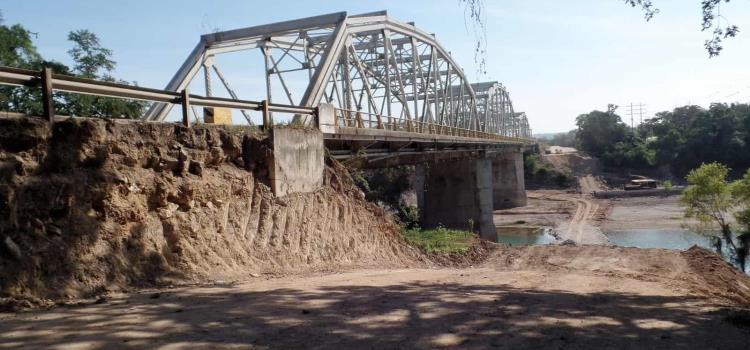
[2,0,750,133]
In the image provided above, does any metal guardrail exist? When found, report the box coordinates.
[333,108,533,144]
[0,66,315,127]
[0,66,534,145]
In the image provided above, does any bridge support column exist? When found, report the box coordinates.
[268,128,324,197]
[492,149,527,209]
[417,157,496,241]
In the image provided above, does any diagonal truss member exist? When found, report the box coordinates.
[144,11,530,138]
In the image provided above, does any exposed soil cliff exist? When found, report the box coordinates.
[0,116,425,302]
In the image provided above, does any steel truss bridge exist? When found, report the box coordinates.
[146,11,533,160]
[0,11,533,164]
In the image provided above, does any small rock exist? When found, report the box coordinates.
[208,147,225,166]
[176,149,190,176]
[250,273,260,278]
[560,239,577,246]
[47,225,62,236]
[32,218,45,228]
[159,156,179,172]
[2,236,22,260]
[149,292,161,299]
[188,160,204,176]
[111,171,128,184]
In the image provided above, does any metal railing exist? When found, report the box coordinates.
[0,66,534,145]
[0,66,315,128]
[332,108,532,144]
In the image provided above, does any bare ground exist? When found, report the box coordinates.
[2,246,749,350]
[3,126,750,349]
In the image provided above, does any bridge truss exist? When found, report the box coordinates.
[145,11,531,140]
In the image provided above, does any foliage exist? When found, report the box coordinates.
[575,110,654,169]
[524,154,576,189]
[352,166,420,229]
[575,111,628,157]
[0,18,145,118]
[67,30,114,78]
[624,0,739,57]
[402,227,475,254]
[458,0,487,78]
[662,179,673,192]
[542,130,578,148]
[681,162,749,272]
[642,103,750,177]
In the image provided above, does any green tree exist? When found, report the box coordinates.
[645,104,750,177]
[67,30,114,78]
[61,30,145,118]
[682,162,750,272]
[575,110,628,157]
[0,23,40,67]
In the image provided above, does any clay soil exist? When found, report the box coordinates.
[2,246,750,349]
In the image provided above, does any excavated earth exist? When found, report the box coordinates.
[0,116,430,305]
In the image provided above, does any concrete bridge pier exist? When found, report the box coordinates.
[416,157,496,240]
[416,149,527,241]
[492,149,527,209]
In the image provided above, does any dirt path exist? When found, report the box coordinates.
[527,188,608,245]
[2,246,749,350]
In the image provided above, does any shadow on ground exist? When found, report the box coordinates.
[1,281,749,349]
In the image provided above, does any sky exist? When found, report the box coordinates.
[2,0,750,133]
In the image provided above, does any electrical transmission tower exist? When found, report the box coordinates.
[625,103,647,130]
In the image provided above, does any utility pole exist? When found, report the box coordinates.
[626,102,647,131]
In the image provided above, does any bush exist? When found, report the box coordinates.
[524,154,576,189]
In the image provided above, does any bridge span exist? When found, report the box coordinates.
[0,11,536,240]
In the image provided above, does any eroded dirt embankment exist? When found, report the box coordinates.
[0,116,425,303]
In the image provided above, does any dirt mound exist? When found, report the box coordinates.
[681,246,750,305]
[543,152,600,176]
[0,116,425,302]
[483,244,750,306]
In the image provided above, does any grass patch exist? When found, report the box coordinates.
[403,227,476,254]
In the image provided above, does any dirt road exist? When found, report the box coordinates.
[2,246,749,350]
[527,182,608,245]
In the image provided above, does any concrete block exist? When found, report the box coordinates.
[268,128,324,197]
[203,107,233,124]
[317,103,336,134]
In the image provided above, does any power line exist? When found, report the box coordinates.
[625,102,648,130]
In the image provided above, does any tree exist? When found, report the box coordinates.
[682,162,749,272]
[67,30,115,78]
[0,15,146,119]
[575,110,628,157]
[644,104,750,177]
[61,30,145,118]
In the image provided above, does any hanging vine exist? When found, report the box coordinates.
[458,0,488,79]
